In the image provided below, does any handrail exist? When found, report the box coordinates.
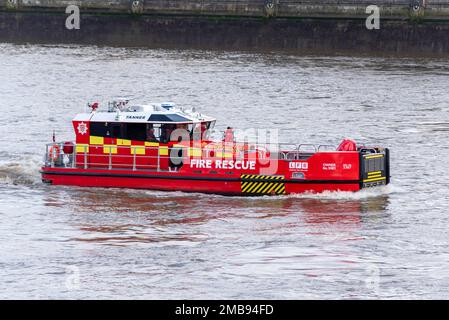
[318,144,337,152]
[45,141,333,153]
[44,140,339,171]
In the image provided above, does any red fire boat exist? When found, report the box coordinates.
[41,99,390,195]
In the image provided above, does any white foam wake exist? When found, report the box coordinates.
[0,157,42,186]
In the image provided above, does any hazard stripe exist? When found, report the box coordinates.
[254,182,268,193]
[242,182,255,192]
[243,181,257,193]
[273,183,285,194]
[261,182,274,194]
[242,182,255,193]
[246,182,261,193]
[368,171,382,176]
[241,183,249,192]
[240,174,286,195]
[277,185,286,195]
[266,183,277,194]
[240,175,284,180]
[246,183,259,193]
[252,183,266,193]
[258,182,270,193]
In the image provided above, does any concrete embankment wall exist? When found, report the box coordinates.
[1,1,449,55]
[2,0,449,19]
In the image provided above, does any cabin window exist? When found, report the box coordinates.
[112,124,122,138]
[90,122,112,138]
[204,121,215,140]
[89,121,214,142]
[160,124,176,143]
[125,123,147,141]
[191,121,215,140]
[146,124,160,143]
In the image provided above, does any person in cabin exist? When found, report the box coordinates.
[146,125,157,142]
[176,124,188,130]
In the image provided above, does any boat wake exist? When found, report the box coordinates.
[138,184,396,201]
[287,185,395,200]
[237,184,395,201]
[0,159,41,186]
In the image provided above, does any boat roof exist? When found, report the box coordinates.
[73,102,216,124]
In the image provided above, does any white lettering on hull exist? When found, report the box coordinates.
[190,160,256,171]
[289,162,308,171]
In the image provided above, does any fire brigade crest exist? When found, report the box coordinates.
[77,122,88,135]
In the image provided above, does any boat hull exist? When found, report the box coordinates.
[41,167,362,195]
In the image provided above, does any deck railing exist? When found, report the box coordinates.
[44,142,338,171]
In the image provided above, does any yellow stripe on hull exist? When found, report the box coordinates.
[145,142,159,147]
[131,146,146,155]
[188,148,202,157]
[365,154,384,160]
[89,136,104,145]
[363,177,386,183]
[75,144,89,153]
[159,146,169,156]
[103,145,118,154]
[116,139,132,146]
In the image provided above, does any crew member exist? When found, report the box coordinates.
[146,125,157,142]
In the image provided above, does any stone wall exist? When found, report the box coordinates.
[1,1,449,55]
[0,1,449,19]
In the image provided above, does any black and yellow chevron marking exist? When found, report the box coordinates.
[240,175,286,195]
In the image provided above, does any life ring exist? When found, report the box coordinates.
[49,145,61,162]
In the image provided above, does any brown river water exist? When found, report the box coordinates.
[1,43,449,299]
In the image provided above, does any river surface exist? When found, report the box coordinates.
[1,43,449,299]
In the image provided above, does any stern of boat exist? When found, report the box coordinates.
[359,148,390,188]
